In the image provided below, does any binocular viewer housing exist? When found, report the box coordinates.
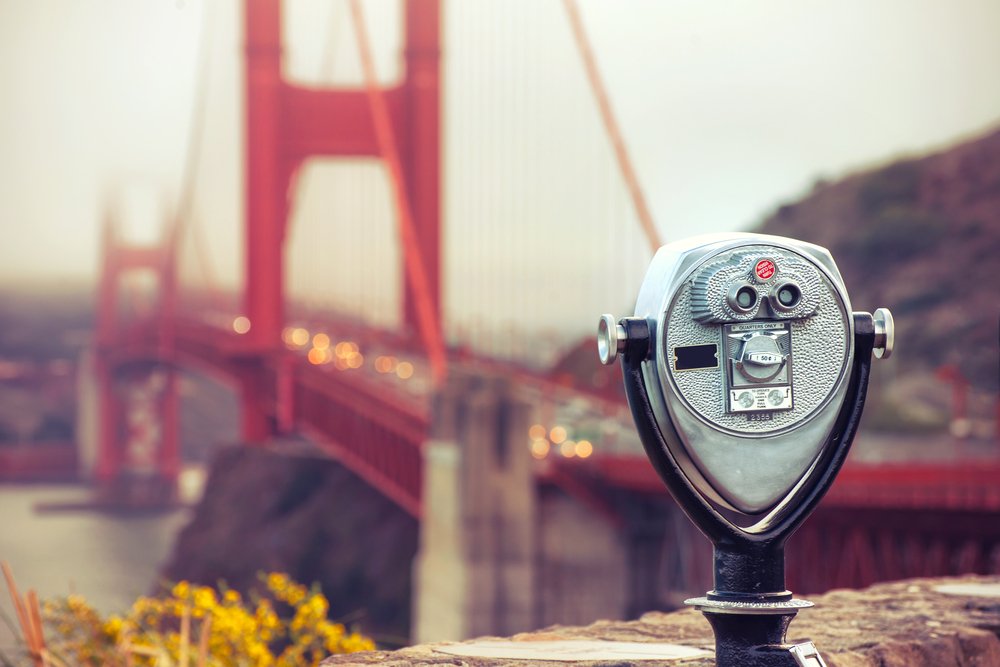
[600,233,892,528]
[599,233,893,666]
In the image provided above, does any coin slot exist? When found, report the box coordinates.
[674,344,719,371]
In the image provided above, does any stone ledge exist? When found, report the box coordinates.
[322,576,1000,666]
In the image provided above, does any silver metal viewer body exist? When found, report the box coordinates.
[637,233,853,518]
[598,232,893,667]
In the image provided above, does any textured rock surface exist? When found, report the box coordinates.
[322,576,1000,666]
[163,445,418,641]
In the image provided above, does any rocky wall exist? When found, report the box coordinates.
[322,575,1000,666]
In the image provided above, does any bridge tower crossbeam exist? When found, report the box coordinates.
[240,0,442,443]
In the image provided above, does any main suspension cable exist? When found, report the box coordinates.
[561,0,662,253]
[346,0,448,385]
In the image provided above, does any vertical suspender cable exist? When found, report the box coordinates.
[173,0,227,314]
[316,2,342,321]
[319,0,344,82]
[363,164,371,324]
[347,0,447,385]
[177,0,212,229]
[472,4,480,356]
[511,2,524,362]
[492,3,503,359]
[561,0,662,254]
[468,2,484,357]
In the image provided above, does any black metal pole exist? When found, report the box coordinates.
[711,541,787,600]
[705,612,799,667]
[704,543,799,667]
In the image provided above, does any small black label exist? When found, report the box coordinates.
[746,412,775,422]
[673,344,719,371]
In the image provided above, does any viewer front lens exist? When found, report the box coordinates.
[728,284,759,313]
[771,282,801,311]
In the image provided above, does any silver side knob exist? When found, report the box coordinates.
[597,314,627,365]
[872,307,894,360]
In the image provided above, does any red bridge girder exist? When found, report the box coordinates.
[563,454,1000,512]
[543,454,1000,595]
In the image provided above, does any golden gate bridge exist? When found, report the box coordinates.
[76,0,1000,619]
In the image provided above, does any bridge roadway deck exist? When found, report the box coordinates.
[131,318,1000,517]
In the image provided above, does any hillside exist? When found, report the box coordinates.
[555,127,1000,434]
[756,127,1000,429]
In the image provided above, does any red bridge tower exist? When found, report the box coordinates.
[240,0,444,442]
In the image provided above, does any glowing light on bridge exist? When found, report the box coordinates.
[335,341,359,359]
[283,327,310,348]
[528,424,547,440]
[559,440,576,458]
[530,439,550,459]
[232,316,251,334]
[396,361,414,379]
[375,356,397,373]
[308,348,332,365]
[575,440,594,459]
[549,426,567,444]
[313,333,331,350]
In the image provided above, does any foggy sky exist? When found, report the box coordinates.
[2,0,999,291]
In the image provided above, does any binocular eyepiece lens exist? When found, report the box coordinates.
[770,282,802,311]
[728,285,758,313]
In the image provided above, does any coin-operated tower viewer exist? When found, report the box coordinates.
[599,234,893,667]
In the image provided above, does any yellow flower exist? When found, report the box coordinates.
[194,585,217,610]
[38,571,374,665]
[171,580,191,599]
[266,572,289,593]
[102,614,124,639]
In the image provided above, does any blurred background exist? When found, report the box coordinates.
[1,0,999,654]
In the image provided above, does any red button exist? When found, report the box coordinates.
[755,259,775,280]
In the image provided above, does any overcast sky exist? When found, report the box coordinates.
[1,0,998,321]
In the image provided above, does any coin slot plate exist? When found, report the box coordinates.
[724,321,794,415]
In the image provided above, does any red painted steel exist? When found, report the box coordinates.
[543,454,1000,594]
[400,0,443,351]
[242,0,287,444]
[110,317,429,515]
[562,0,662,253]
[93,214,180,493]
[936,364,970,424]
[786,505,1000,592]
[0,443,78,482]
[240,0,445,442]
[87,1,1000,595]
[347,0,447,386]
[580,454,1000,511]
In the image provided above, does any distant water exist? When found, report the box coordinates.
[0,484,189,650]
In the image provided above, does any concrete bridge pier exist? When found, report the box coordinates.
[413,371,653,642]
[413,372,537,642]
